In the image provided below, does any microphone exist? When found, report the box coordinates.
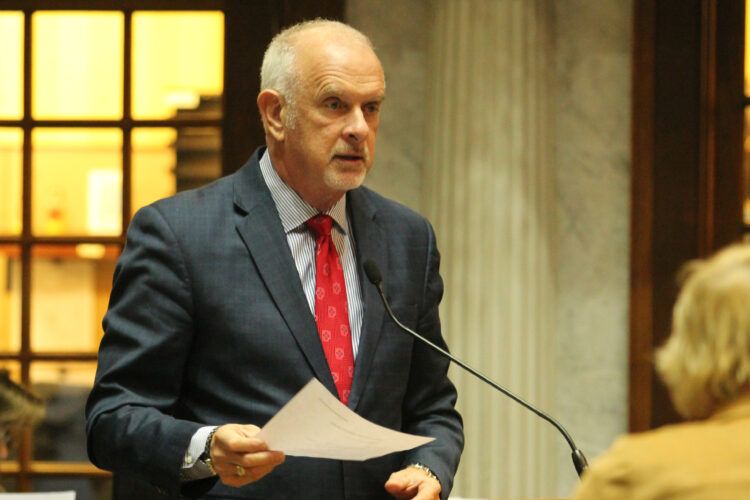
[363,259,589,477]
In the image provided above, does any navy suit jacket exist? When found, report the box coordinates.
[86,148,463,499]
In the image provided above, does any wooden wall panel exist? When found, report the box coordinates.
[629,0,745,431]
[222,0,345,174]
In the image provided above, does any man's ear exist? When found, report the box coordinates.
[257,90,286,141]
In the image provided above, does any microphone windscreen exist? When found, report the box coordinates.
[363,259,382,285]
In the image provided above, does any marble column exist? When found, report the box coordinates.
[553,0,632,495]
[348,0,633,497]
[423,1,559,497]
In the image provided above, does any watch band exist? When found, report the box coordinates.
[200,427,218,475]
[407,463,439,484]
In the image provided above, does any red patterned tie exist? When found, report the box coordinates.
[306,215,354,405]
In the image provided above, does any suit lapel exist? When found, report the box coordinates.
[232,152,336,395]
[346,187,388,410]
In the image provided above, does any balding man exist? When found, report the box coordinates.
[86,20,463,500]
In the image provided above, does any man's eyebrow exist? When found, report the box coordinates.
[318,86,344,99]
[317,86,386,102]
[367,91,386,103]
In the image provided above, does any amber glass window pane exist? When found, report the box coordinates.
[0,128,23,235]
[30,245,118,353]
[31,361,97,462]
[32,129,122,236]
[746,0,750,96]
[32,12,123,120]
[0,12,23,119]
[0,361,21,383]
[132,11,224,119]
[132,127,221,214]
[132,128,178,212]
[744,108,750,227]
[0,247,21,353]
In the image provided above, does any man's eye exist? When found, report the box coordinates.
[365,104,380,113]
[326,100,340,110]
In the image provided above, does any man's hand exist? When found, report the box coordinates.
[384,466,441,500]
[209,424,285,488]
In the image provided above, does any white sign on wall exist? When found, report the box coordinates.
[86,168,121,235]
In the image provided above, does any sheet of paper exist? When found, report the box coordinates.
[255,378,434,461]
[0,492,76,499]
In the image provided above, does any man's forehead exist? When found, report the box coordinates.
[293,27,377,65]
[316,79,386,100]
[294,36,384,93]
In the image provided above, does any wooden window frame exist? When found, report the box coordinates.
[0,0,344,491]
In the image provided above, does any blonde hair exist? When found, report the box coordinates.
[656,244,750,419]
[259,19,375,126]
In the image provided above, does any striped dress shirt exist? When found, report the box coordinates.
[181,151,366,477]
[258,150,364,358]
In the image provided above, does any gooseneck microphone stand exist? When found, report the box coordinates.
[363,259,589,477]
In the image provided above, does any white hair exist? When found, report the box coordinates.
[260,19,376,126]
[656,244,750,419]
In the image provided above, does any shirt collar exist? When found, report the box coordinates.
[259,150,348,234]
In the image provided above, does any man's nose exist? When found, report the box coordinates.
[343,108,369,143]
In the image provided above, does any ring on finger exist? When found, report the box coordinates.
[236,464,246,477]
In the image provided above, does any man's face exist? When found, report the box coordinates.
[280,32,385,208]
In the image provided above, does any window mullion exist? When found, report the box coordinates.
[123,10,132,233]
[19,10,33,491]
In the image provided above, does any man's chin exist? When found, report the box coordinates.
[324,168,368,192]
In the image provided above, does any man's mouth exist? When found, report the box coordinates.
[333,152,367,164]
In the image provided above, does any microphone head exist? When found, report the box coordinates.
[363,259,383,285]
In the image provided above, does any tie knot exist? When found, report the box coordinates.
[306,214,333,239]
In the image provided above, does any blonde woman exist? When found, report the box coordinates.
[572,244,750,499]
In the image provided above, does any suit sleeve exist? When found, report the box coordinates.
[85,204,211,495]
[401,219,464,500]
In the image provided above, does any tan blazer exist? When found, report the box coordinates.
[570,395,750,500]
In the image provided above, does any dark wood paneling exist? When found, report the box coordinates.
[221,0,346,174]
[0,0,224,9]
[222,0,272,174]
[278,0,346,28]
[712,0,745,248]
[629,0,656,433]
[629,0,746,431]
[651,0,703,429]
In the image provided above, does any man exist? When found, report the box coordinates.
[86,20,463,500]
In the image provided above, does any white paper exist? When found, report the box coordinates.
[0,492,75,499]
[255,378,434,461]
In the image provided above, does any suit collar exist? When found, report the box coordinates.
[233,150,389,410]
[346,187,389,410]
[233,149,338,396]
[232,147,268,216]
